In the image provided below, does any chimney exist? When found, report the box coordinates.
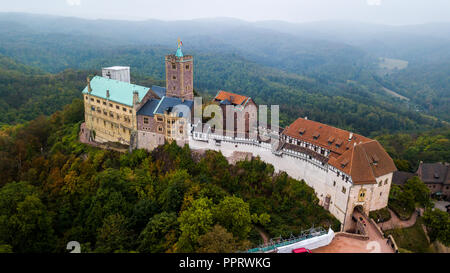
[133,91,140,108]
[106,90,110,99]
[305,116,308,120]
[87,77,92,93]
[348,132,353,141]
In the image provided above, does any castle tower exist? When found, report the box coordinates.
[165,39,194,100]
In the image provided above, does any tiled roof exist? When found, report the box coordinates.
[283,118,371,157]
[284,118,397,184]
[136,99,160,117]
[214,90,250,106]
[417,162,450,185]
[151,85,166,98]
[154,96,194,117]
[82,76,150,107]
[392,171,415,186]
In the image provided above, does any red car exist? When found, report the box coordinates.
[292,248,311,253]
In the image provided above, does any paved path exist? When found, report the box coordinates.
[378,209,418,231]
[434,201,450,213]
[313,212,394,253]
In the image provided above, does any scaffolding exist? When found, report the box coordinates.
[246,227,328,253]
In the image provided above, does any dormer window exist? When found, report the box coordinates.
[327,136,335,145]
[434,172,440,179]
[341,159,349,168]
[313,131,320,140]
[371,154,379,165]
[299,128,305,135]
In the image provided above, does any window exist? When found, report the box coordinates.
[157,116,163,122]
[186,64,190,70]
[173,86,176,90]
[172,64,176,69]
[85,96,88,100]
[358,189,366,202]
[96,99,100,103]
[116,105,120,110]
[123,107,127,112]
[378,181,382,187]
[143,117,149,124]
[109,103,113,107]
[91,98,94,102]
[172,76,176,80]
[333,181,336,187]
[129,110,132,113]
[103,101,106,105]
[384,179,388,185]
[158,126,163,132]
[342,187,346,194]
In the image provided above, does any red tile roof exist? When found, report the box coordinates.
[283,118,397,184]
[214,90,249,105]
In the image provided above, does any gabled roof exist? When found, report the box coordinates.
[136,99,160,117]
[154,96,194,117]
[392,171,415,186]
[82,76,150,107]
[214,90,251,106]
[283,118,397,184]
[151,85,167,98]
[417,162,449,184]
[328,140,397,184]
[283,118,371,157]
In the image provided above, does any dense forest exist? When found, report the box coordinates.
[0,13,448,137]
[0,13,449,253]
[0,99,339,253]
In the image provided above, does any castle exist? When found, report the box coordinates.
[79,41,397,232]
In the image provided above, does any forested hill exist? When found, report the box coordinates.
[0,99,340,253]
[0,13,448,137]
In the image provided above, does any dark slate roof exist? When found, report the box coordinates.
[417,162,450,184]
[154,96,194,117]
[151,85,167,98]
[392,171,415,186]
[137,99,160,117]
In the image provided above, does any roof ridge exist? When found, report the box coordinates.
[153,96,165,115]
[359,143,377,183]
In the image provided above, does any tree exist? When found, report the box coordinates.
[403,176,432,208]
[95,214,131,253]
[137,212,178,253]
[423,209,450,246]
[197,225,238,253]
[213,196,252,239]
[176,198,214,252]
[8,195,57,253]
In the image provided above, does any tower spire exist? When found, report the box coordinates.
[175,38,184,57]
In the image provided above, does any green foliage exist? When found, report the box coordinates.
[137,212,178,253]
[388,185,415,220]
[388,176,432,221]
[177,198,214,252]
[197,225,239,253]
[376,128,450,171]
[0,99,340,253]
[385,217,434,253]
[95,214,132,253]
[369,207,391,223]
[213,196,253,239]
[422,209,450,246]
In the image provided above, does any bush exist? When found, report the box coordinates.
[369,207,391,223]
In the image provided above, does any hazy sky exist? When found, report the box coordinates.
[0,0,449,25]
